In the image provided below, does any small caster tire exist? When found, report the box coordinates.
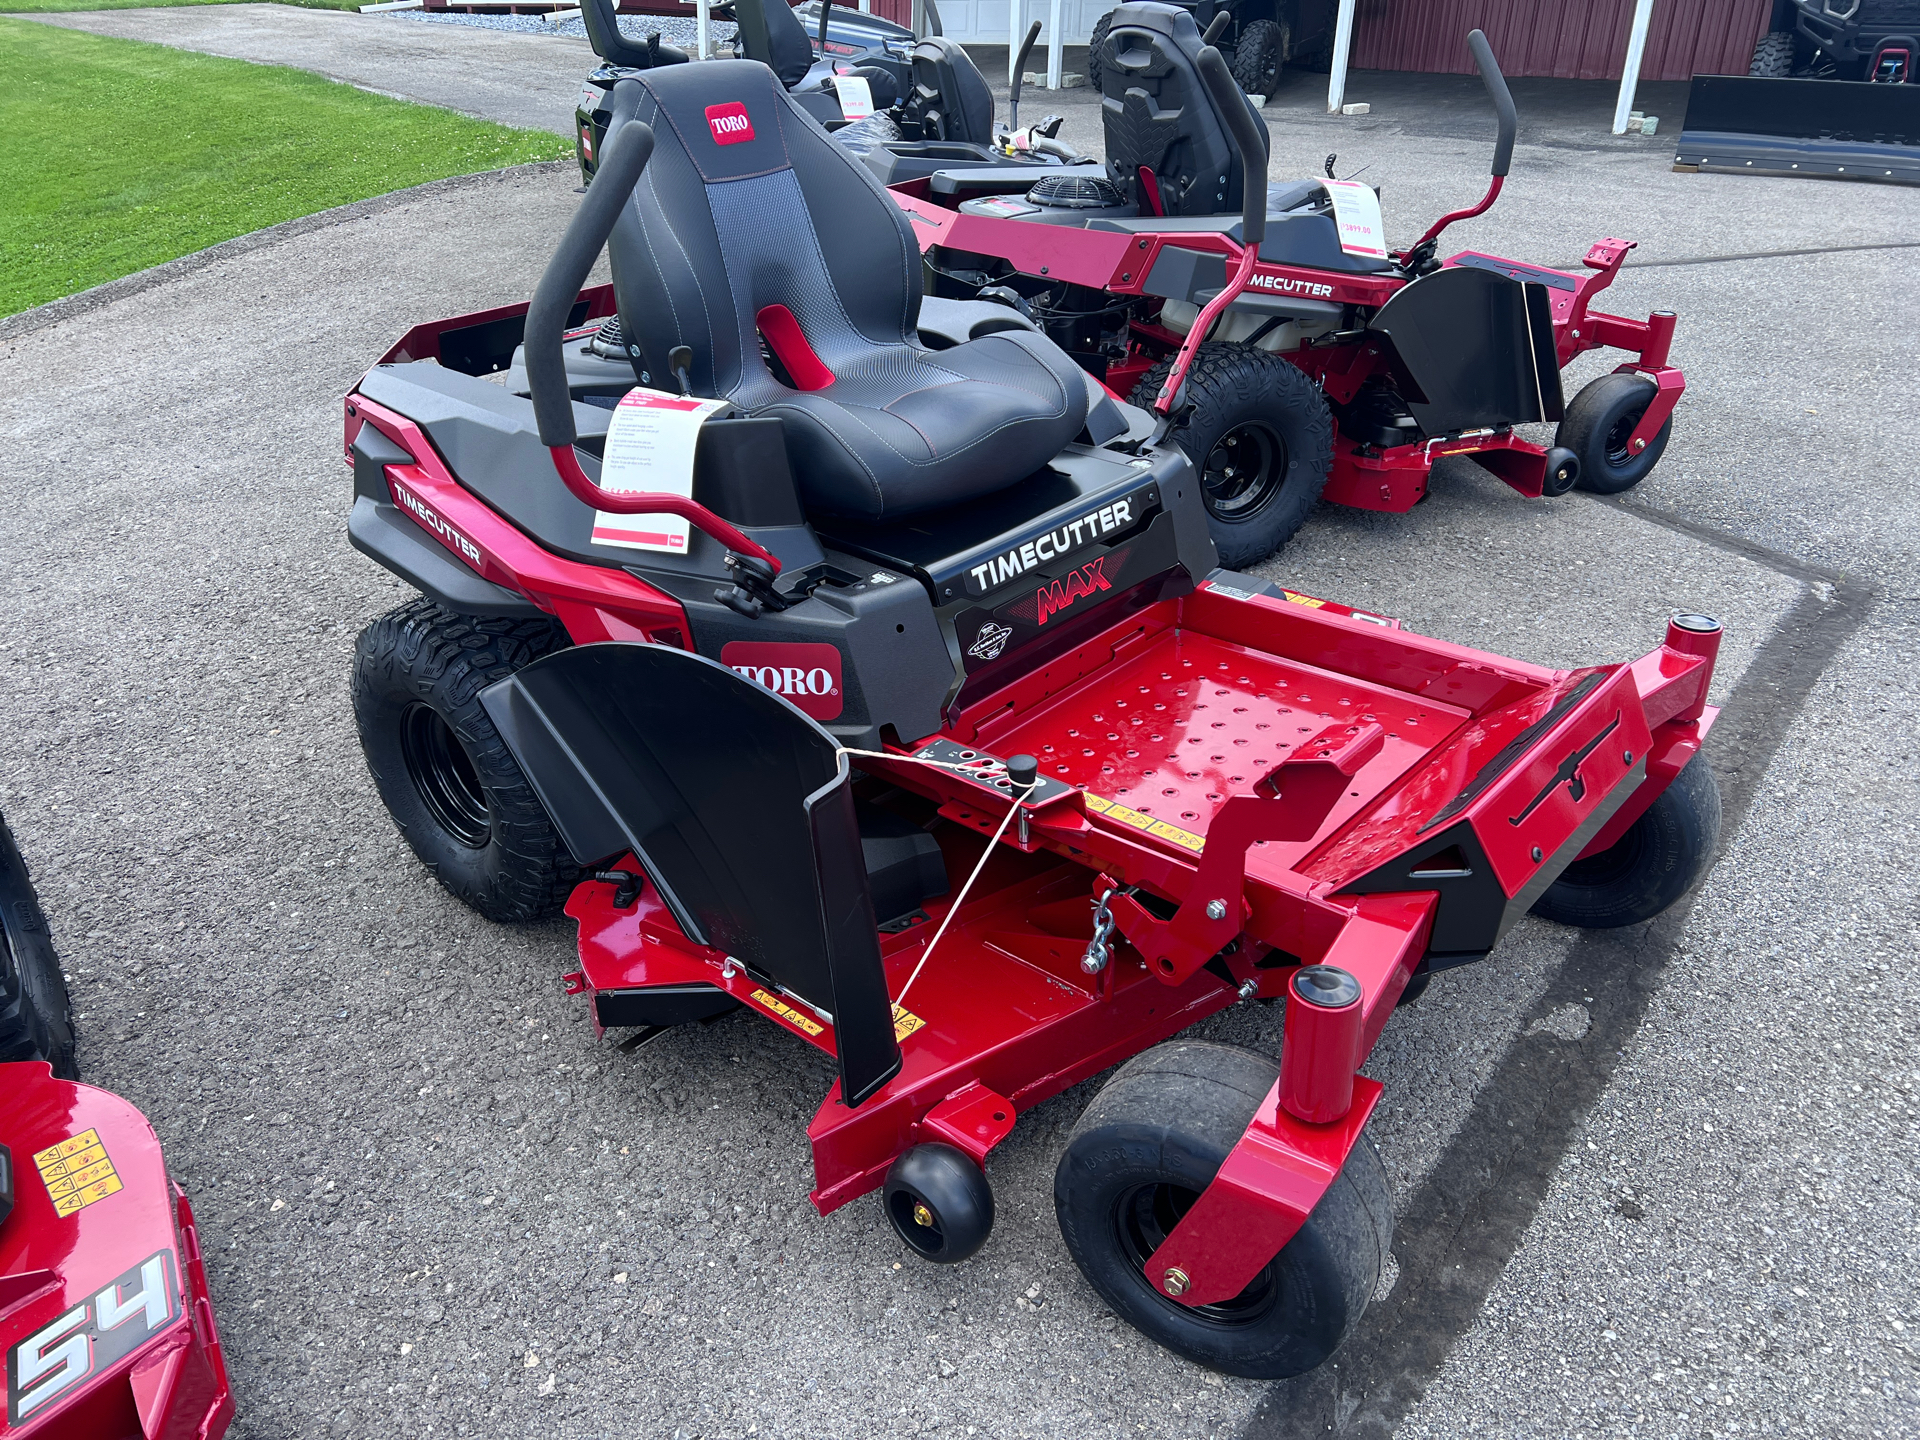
[1557,372,1672,495]
[885,1143,994,1263]
[1054,1041,1392,1378]
[1533,753,1721,929]
[1541,445,1581,497]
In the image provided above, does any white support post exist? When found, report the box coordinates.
[1326,0,1358,114]
[1010,0,1022,87]
[1613,0,1656,134]
[1046,0,1062,88]
[695,0,711,59]
[859,0,871,11]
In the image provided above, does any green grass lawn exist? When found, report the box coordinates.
[0,1,362,13]
[0,21,569,316]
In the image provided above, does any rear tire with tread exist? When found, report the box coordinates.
[0,812,76,1078]
[1749,30,1795,76]
[1132,344,1334,567]
[352,599,577,923]
[1232,18,1287,99]
[1054,1040,1391,1378]
[1085,11,1114,91]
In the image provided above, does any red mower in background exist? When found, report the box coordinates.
[887,6,1689,566]
[0,813,234,1440]
[343,58,1724,1378]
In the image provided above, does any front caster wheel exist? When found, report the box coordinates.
[1557,372,1673,494]
[1054,1041,1392,1378]
[884,1143,994,1263]
[1532,753,1721,928]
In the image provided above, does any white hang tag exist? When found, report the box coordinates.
[591,388,729,553]
[1318,179,1388,261]
[836,74,875,121]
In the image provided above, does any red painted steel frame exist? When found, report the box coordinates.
[0,1064,234,1440]
[890,191,1687,505]
[351,303,1717,1311]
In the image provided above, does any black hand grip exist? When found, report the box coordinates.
[1202,10,1230,45]
[1466,29,1516,178]
[1195,44,1267,248]
[817,0,832,58]
[1010,20,1041,130]
[527,109,655,449]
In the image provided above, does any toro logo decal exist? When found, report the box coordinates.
[721,641,844,721]
[705,102,755,146]
[1036,557,1112,625]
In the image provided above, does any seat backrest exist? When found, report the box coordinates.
[731,0,817,90]
[480,642,903,1107]
[905,36,995,144]
[580,0,683,70]
[601,60,924,408]
[1098,2,1268,218]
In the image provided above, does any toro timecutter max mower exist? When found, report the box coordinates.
[343,59,1723,1378]
[889,6,1690,566]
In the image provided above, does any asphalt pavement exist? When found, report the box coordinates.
[2,14,1917,1440]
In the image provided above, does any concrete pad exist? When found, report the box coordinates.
[2,33,1915,1440]
[20,3,594,134]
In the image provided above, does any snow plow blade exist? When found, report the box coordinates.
[1673,75,1920,185]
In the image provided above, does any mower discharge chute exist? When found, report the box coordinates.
[344,58,1724,1379]
[889,6,1690,567]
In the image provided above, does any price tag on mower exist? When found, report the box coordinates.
[1318,179,1388,261]
[835,74,875,121]
[591,388,728,553]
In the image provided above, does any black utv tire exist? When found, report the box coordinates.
[0,811,76,1078]
[1557,371,1673,495]
[1533,753,1721,929]
[352,599,578,923]
[1233,18,1287,98]
[1085,11,1114,92]
[1132,344,1335,568]
[1054,1041,1392,1378]
[1748,30,1795,76]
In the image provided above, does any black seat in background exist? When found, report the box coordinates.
[481,642,905,1106]
[601,61,1089,520]
[904,36,996,145]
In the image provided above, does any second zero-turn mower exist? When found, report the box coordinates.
[344,57,1725,1379]
[1,809,236,1439]
[889,6,1692,567]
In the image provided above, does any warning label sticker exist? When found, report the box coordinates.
[748,988,825,1037]
[1084,793,1207,854]
[891,1005,924,1042]
[33,1128,123,1218]
[591,388,728,553]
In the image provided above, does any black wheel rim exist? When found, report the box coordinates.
[1602,407,1647,468]
[400,703,491,849]
[1113,1182,1280,1325]
[1201,421,1288,522]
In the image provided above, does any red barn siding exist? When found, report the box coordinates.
[1349,0,1773,82]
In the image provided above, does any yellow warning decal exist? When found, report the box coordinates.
[1281,590,1326,609]
[1083,794,1207,853]
[748,987,825,1037]
[891,1004,924,1042]
[34,1128,124,1218]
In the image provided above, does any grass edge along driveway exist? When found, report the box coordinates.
[0,20,568,317]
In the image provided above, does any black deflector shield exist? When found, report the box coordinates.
[480,643,902,1106]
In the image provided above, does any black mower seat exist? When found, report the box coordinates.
[905,36,996,146]
[604,61,1089,520]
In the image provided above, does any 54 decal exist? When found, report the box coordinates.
[7,1251,176,1425]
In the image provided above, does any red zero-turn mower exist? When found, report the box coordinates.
[343,59,1724,1377]
[888,5,1690,566]
[0,811,235,1439]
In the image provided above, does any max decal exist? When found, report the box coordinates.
[1036,557,1113,625]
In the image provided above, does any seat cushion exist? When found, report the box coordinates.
[751,327,1090,518]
